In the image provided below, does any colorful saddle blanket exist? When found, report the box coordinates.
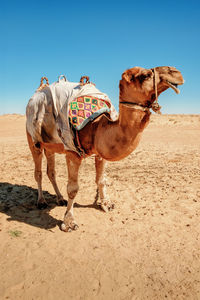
[69,96,110,130]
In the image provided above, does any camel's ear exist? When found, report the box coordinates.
[122,69,137,83]
[122,70,133,83]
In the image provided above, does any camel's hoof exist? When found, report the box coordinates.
[57,199,68,206]
[37,202,48,210]
[61,222,79,232]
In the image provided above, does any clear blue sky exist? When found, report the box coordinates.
[0,0,200,114]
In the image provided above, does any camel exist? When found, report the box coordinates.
[26,66,184,232]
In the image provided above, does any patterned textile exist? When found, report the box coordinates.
[69,96,110,130]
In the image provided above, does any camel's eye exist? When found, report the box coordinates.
[130,74,135,82]
[139,73,151,83]
[143,73,151,79]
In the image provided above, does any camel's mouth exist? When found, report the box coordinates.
[166,81,180,94]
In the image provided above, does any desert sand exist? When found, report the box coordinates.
[0,114,200,300]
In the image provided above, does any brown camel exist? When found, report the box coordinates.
[26,66,184,232]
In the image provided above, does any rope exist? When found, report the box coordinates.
[151,68,161,114]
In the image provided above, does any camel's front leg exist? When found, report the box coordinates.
[95,156,114,212]
[61,152,82,232]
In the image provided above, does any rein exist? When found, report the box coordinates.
[120,68,161,114]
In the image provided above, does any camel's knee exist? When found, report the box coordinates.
[67,181,79,199]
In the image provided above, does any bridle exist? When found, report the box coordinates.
[120,68,161,114]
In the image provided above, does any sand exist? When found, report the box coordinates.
[0,114,200,300]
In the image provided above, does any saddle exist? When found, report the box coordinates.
[68,95,110,131]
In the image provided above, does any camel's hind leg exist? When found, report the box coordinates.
[44,149,66,206]
[26,131,47,209]
[95,155,114,212]
[61,152,82,232]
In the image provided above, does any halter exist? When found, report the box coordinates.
[151,68,161,114]
[120,68,161,114]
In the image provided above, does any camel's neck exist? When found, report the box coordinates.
[93,103,151,161]
[119,103,150,131]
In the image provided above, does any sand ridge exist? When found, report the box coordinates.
[0,114,200,299]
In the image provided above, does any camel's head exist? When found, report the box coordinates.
[119,66,184,110]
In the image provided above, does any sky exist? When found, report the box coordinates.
[0,0,200,114]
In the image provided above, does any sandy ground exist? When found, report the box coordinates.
[0,114,200,300]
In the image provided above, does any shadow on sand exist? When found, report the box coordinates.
[0,182,101,230]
